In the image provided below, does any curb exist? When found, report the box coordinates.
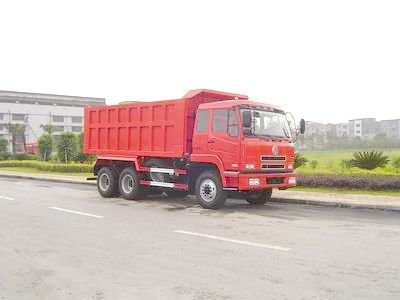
[0,173,95,186]
[270,198,400,213]
[1,172,399,213]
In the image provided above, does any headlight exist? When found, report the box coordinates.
[288,177,296,185]
[246,164,255,170]
[287,163,294,170]
[249,178,260,186]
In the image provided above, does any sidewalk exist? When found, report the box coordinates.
[1,170,399,212]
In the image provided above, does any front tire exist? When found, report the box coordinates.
[246,189,272,205]
[97,167,118,197]
[119,167,143,200]
[195,171,227,209]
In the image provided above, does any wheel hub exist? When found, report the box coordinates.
[200,179,217,202]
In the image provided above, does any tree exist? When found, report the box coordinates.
[38,133,53,161]
[40,124,55,134]
[56,132,77,163]
[0,137,8,153]
[6,124,26,153]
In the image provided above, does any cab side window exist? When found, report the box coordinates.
[196,110,209,132]
[212,109,238,137]
[227,109,238,137]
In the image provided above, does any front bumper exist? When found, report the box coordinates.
[235,172,296,191]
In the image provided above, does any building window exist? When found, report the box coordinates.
[72,126,82,132]
[196,110,209,132]
[0,124,4,131]
[356,124,360,127]
[0,113,3,120]
[52,116,65,122]
[71,116,82,123]
[356,130,361,134]
[12,114,25,121]
[53,126,64,132]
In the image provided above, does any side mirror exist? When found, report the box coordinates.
[242,110,252,128]
[299,119,305,134]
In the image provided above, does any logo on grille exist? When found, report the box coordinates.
[272,145,279,155]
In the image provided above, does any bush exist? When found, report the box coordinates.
[0,160,93,173]
[339,159,353,169]
[392,157,400,169]
[309,160,318,169]
[297,173,400,190]
[0,152,11,161]
[294,153,308,169]
[350,151,389,170]
[12,153,37,160]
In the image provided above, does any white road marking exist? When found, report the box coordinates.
[49,207,104,219]
[174,230,291,251]
[0,195,14,201]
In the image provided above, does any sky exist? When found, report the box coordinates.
[0,0,399,124]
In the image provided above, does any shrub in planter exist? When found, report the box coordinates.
[350,151,389,170]
[294,153,308,169]
[309,160,318,169]
[297,173,400,190]
[393,157,400,169]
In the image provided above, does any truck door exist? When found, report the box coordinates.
[208,108,240,171]
[192,109,210,154]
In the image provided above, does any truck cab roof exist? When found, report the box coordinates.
[198,99,283,113]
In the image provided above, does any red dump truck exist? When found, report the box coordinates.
[84,89,305,209]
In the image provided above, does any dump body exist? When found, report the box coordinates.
[84,89,248,158]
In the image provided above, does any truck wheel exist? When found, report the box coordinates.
[246,189,272,205]
[119,167,143,200]
[195,171,227,209]
[97,167,118,197]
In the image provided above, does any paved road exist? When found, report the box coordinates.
[0,178,399,299]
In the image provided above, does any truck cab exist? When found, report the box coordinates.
[191,100,299,200]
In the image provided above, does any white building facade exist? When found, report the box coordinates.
[0,90,105,152]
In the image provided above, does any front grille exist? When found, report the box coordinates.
[267,177,285,184]
[261,155,286,161]
[262,164,285,169]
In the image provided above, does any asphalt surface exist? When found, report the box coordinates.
[1,178,399,299]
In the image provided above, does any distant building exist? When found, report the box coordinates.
[305,121,336,138]
[335,123,348,137]
[0,90,105,152]
[380,119,400,139]
[348,118,379,139]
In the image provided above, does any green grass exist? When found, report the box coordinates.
[0,167,92,178]
[297,149,400,175]
[291,186,400,197]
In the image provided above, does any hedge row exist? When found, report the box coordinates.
[0,160,93,173]
[0,153,38,161]
[297,173,400,190]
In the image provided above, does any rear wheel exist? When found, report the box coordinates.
[246,189,272,205]
[195,171,227,209]
[97,167,118,197]
[119,167,143,200]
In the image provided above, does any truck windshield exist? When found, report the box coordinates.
[241,108,292,139]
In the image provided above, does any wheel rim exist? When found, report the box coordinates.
[200,179,217,202]
[99,173,110,191]
[121,174,134,194]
